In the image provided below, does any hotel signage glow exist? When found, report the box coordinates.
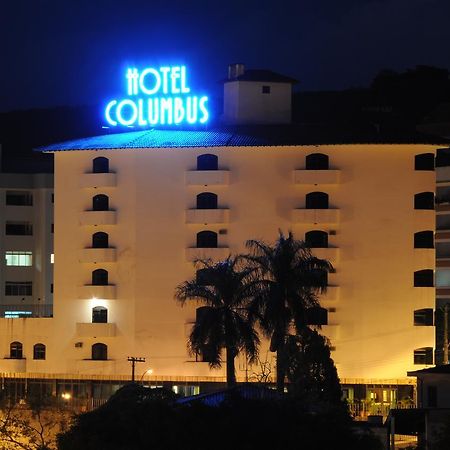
[105,66,209,127]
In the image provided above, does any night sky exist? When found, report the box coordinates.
[2,0,450,112]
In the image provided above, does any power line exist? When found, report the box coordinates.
[127,356,146,381]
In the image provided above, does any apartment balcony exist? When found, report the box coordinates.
[293,170,340,185]
[437,258,450,268]
[437,166,450,183]
[436,204,450,214]
[79,173,117,189]
[310,247,339,263]
[79,210,117,226]
[76,322,116,337]
[2,358,26,372]
[77,285,116,300]
[186,247,230,261]
[292,208,340,225]
[185,209,230,225]
[436,230,450,242]
[435,288,448,298]
[185,170,230,186]
[79,248,117,263]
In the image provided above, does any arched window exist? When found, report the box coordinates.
[305,306,328,325]
[92,232,109,248]
[196,231,218,248]
[305,153,329,170]
[33,343,46,360]
[305,192,329,209]
[92,269,108,286]
[414,347,433,365]
[415,153,434,171]
[92,343,107,360]
[92,306,108,323]
[93,157,109,173]
[197,193,218,209]
[10,341,23,359]
[414,231,434,249]
[92,194,109,211]
[197,154,218,171]
[305,230,328,248]
[414,192,434,210]
[414,269,434,287]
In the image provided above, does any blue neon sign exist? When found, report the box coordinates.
[105,66,209,127]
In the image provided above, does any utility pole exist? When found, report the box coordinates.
[444,304,449,365]
[127,356,146,381]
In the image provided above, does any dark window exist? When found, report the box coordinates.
[415,153,435,171]
[93,157,109,173]
[414,270,434,287]
[197,154,218,171]
[305,307,328,325]
[33,343,46,360]
[92,343,107,360]
[92,269,108,286]
[414,347,433,365]
[50,284,53,294]
[306,153,329,170]
[306,192,329,209]
[196,231,218,248]
[428,386,437,407]
[414,231,434,249]
[92,306,107,323]
[5,222,32,236]
[262,85,271,94]
[305,230,328,248]
[10,341,23,359]
[6,191,33,206]
[436,148,450,168]
[51,224,54,234]
[5,281,32,296]
[92,194,109,211]
[414,192,434,210]
[92,232,109,248]
[197,193,218,209]
[51,194,54,203]
[414,309,434,326]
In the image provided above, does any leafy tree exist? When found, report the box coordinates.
[245,230,332,392]
[175,256,260,387]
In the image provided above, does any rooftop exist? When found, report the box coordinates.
[225,69,298,84]
[407,364,450,376]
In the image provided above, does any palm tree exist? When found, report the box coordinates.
[245,230,333,393]
[175,256,260,387]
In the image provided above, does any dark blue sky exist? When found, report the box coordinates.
[2,0,450,112]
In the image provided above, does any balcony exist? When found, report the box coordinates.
[186,247,230,262]
[436,231,450,242]
[436,203,450,214]
[185,170,230,186]
[292,209,340,225]
[79,211,116,226]
[185,209,229,225]
[437,258,450,268]
[435,288,448,298]
[79,248,117,264]
[77,285,116,300]
[76,322,116,337]
[2,358,26,372]
[79,173,117,189]
[293,170,340,185]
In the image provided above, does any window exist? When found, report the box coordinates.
[92,269,108,286]
[5,251,32,266]
[5,281,32,296]
[5,222,32,236]
[262,85,271,94]
[414,192,434,210]
[414,309,434,326]
[10,341,23,359]
[93,157,109,173]
[196,231,218,248]
[51,224,54,234]
[415,153,434,171]
[196,193,218,209]
[428,386,437,407]
[92,232,109,248]
[305,192,329,209]
[33,343,46,360]
[436,148,450,167]
[305,153,329,170]
[92,343,107,360]
[50,284,53,294]
[92,194,109,211]
[414,270,433,287]
[51,194,54,203]
[305,231,328,248]
[50,253,54,264]
[6,191,32,206]
[305,307,328,325]
[414,347,433,365]
[414,231,434,249]
[92,306,108,323]
[197,154,218,171]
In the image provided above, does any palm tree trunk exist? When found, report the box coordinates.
[226,347,237,388]
[276,346,286,393]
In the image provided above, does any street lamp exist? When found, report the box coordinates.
[140,368,153,385]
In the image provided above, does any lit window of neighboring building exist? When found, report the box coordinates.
[5,251,32,266]
[50,253,54,264]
